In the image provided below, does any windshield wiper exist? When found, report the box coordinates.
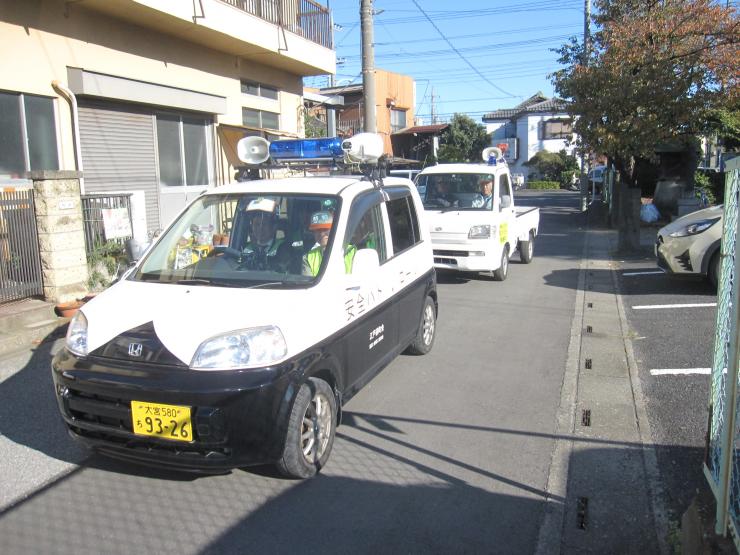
[176,278,239,287]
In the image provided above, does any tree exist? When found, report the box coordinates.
[437,114,491,163]
[524,149,579,183]
[552,0,738,186]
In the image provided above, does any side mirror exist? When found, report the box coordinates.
[350,248,380,277]
[500,195,512,210]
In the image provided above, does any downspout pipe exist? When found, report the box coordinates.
[52,80,85,194]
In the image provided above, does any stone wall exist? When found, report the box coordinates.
[27,171,89,303]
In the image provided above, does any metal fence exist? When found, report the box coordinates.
[80,193,134,254]
[220,0,333,48]
[0,188,43,304]
[704,156,740,545]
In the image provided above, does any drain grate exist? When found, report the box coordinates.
[585,358,592,369]
[587,302,593,308]
[586,325,593,333]
[581,409,591,426]
[577,497,589,529]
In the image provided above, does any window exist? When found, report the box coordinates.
[156,113,211,187]
[0,91,58,176]
[498,174,511,209]
[240,80,279,100]
[242,108,280,130]
[390,109,407,133]
[344,202,387,273]
[386,193,421,254]
[540,118,573,140]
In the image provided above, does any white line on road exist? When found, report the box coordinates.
[623,270,665,276]
[632,303,717,310]
[650,368,712,376]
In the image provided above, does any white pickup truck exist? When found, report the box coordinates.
[416,156,540,280]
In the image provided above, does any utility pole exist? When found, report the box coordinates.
[431,88,436,124]
[580,0,591,209]
[360,0,376,132]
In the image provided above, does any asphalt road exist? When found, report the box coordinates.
[615,238,717,526]
[0,190,586,554]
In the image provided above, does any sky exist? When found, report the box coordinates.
[303,0,586,126]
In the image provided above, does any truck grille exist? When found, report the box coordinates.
[433,250,469,257]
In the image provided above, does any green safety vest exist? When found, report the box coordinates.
[304,245,357,276]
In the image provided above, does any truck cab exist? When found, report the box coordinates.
[416,154,539,280]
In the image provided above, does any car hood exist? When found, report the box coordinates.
[79,279,324,366]
[658,204,723,236]
[425,210,489,234]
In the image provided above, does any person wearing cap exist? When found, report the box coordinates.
[242,197,291,271]
[472,178,493,209]
[343,213,378,274]
[302,211,334,276]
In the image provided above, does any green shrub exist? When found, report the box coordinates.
[694,171,716,206]
[87,240,130,291]
[527,180,560,190]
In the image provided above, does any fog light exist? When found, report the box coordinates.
[471,251,486,256]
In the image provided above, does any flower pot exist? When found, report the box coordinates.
[55,301,84,318]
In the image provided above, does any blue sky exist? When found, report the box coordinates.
[304,0,585,125]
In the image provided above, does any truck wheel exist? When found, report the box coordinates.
[277,377,337,479]
[708,251,720,290]
[406,295,436,355]
[519,231,535,264]
[493,248,509,281]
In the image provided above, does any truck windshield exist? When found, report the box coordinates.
[417,173,495,211]
[132,193,340,288]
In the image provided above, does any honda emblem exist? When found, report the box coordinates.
[128,343,143,357]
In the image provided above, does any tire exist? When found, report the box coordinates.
[406,295,437,355]
[493,247,509,281]
[519,231,535,264]
[708,251,720,290]
[277,377,337,479]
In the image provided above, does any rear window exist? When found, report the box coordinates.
[386,195,421,254]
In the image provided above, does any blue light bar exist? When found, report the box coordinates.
[269,137,344,161]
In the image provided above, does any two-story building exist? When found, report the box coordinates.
[1,0,334,232]
[482,92,578,180]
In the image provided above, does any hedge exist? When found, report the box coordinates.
[527,181,560,190]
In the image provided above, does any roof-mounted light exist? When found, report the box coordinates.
[268,137,344,163]
[482,146,507,166]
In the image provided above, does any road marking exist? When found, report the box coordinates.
[650,368,712,376]
[632,303,717,310]
[623,270,665,276]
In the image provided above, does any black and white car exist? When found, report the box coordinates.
[52,137,437,479]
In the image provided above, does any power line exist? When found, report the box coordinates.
[409,0,518,98]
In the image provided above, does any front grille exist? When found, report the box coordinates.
[434,257,458,265]
[433,250,469,257]
[67,388,132,432]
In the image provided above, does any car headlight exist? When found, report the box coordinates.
[191,325,287,370]
[469,225,492,239]
[66,311,89,357]
[669,218,720,237]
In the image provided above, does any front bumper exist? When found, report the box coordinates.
[655,234,699,276]
[51,349,301,471]
[431,236,495,272]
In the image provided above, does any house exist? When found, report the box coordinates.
[317,69,415,156]
[0,0,335,233]
[482,92,579,179]
[390,124,448,168]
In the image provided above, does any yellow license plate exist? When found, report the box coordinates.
[131,401,192,442]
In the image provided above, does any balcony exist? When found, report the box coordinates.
[80,0,335,75]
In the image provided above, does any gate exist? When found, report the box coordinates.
[705,157,740,544]
[0,187,43,303]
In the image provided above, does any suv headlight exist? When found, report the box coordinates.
[469,225,492,239]
[669,217,720,237]
[191,325,287,370]
[66,311,89,357]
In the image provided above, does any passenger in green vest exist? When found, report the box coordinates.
[302,211,336,277]
[343,214,378,274]
[242,197,291,272]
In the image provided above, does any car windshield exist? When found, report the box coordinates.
[132,193,340,288]
[417,173,495,210]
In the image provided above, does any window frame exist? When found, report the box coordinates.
[539,118,573,140]
[155,111,214,189]
[390,108,407,133]
[242,107,281,131]
[240,80,279,101]
[343,191,388,271]
[384,188,422,257]
[0,91,59,177]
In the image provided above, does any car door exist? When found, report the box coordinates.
[497,172,516,250]
[340,190,398,394]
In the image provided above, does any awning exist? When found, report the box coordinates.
[217,124,299,167]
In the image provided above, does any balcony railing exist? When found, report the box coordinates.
[220,0,333,49]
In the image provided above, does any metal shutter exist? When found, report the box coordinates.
[78,100,160,232]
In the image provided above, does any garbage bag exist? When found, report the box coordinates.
[640,203,660,223]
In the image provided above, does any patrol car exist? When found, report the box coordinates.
[52,135,437,478]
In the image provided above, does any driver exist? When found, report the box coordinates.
[432,179,456,208]
[241,198,291,271]
[472,178,493,208]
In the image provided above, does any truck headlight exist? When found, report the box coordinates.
[191,325,287,370]
[66,311,89,357]
[669,218,720,237]
[469,225,491,239]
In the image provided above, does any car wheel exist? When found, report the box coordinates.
[406,295,437,355]
[493,247,509,281]
[277,377,337,479]
[519,231,535,264]
[708,251,720,290]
